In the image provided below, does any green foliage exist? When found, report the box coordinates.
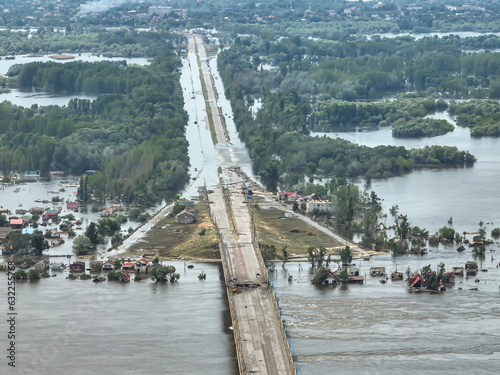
[338,269,349,284]
[473,245,486,255]
[30,234,49,256]
[14,270,28,280]
[128,208,142,221]
[392,119,454,138]
[28,269,40,281]
[0,32,188,205]
[339,246,352,268]
[151,265,178,283]
[438,226,456,241]
[107,271,121,281]
[72,235,95,252]
[311,266,328,285]
[492,228,500,238]
[85,222,99,245]
[261,243,277,262]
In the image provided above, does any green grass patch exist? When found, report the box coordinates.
[127,203,220,260]
[251,206,341,257]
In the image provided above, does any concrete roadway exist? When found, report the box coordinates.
[190,33,295,374]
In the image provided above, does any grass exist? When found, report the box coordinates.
[127,203,220,260]
[197,55,217,144]
[205,44,219,57]
[251,206,342,257]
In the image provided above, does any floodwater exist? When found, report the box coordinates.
[291,108,500,373]
[312,110,500,236]
[0,261,237,375]
[4,39,500,375]
[0,53,150,107]
[0,50,238,375]
[364,31,500,40]
[273,253,500,374]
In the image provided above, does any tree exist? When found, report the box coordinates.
[395,214,410,239]
[14,270,28,280]
[339,246,352,269]
[72,235,95,253]
[85,222,99,245]
[281,246,289,268]
[30,234,49,256]
[28,269,40,281]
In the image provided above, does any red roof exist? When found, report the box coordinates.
[136,258,149,264]
[121,272,130,278]
[122,262,135,267]
[10,219,24,225]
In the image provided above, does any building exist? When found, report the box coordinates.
[135,258,150,273]
[69,261,86,273]
[323,270,340,285]
[119,273,131,282]
[35,259,49,271]
[122,262,135,272]
[21,228,35,235]
[66,202,79,211]
[10,219,25,229]
[50,263,66,271]
[176,210,196,224]
[277,192,300,203]
[147,6,172,17]
[102,261,114,271]
[45,209,59,220]
[305,200,332,213]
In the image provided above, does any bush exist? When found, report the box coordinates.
[107,271,121,281]
[28,269,40,281]
[492,228,500,238]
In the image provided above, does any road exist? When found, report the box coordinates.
[190,34,296,374]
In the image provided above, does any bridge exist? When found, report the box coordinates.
[187,33,296,374]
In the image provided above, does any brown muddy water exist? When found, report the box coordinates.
[0,262,237,375]
[272,249,500,375]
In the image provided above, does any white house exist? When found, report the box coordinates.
[306,200,332,213]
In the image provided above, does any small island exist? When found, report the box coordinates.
[49,54,75,60]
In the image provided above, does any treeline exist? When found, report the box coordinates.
[218,51,476,191]
[0,29,185,58]
[310,96,448,130]
[449,100,500,137]
[11,60,153,94]
[222,34,500,102]
[0,35,189,205]
[392,119,454,138]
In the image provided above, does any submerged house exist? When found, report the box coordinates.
[69,261,86,273]
[408,273,426,288]
[102,261,114,271]
[323,270,340,285]
[135,258,150,273]
[50,263,66,271]
[120,273,131,282]
[122,262,135,272]
[34,259,49,271]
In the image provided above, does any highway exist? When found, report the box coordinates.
[189,33,296,374]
